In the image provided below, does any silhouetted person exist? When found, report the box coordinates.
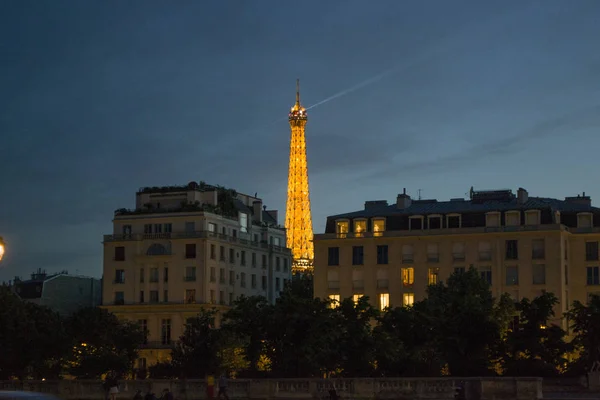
[218,374,229,400]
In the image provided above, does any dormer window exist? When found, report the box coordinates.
[409,216,423,230]
[525,210,540,226]
[354,219,367,237]
[373,218,386,237]
[505,211,520,226]
[447,214,461,229]
[336,220,349,238]
[428,215,442,229]
[486,212,500,228]
[578,213,593,229]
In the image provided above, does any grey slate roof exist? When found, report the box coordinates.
[329,196,600,219]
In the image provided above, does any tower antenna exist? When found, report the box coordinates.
[296,79,300,106]
[418,189,423,200]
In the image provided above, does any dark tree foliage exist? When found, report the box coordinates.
[566,295,600,374]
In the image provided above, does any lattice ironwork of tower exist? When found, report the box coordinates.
[285,79,314,272]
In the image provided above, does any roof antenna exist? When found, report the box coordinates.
[417,189,423,200]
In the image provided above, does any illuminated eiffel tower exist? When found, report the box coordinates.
[285,79,314,272]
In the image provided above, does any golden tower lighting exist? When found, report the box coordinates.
[0,237,5,263]
[285,79,314,272]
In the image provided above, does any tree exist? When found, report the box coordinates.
[170,309,222,378]
[566,294,600,374]
[502,292,570,376]
[65,307,145,379]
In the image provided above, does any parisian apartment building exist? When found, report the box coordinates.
[101,181,292,366]
[314,187,600,324]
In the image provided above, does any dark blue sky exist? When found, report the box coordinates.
[1,1,600,281]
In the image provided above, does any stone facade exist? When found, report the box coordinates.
[0,377,542,400]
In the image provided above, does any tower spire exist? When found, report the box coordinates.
[296,78,300,107]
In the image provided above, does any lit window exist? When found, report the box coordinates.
[328,294,340,308]
[373,218,386,236]
[403,293,414,306]
[336,221,349,237]
[379,293,389,310]
[402,267,414,286]
[354,219,366,236]
[353,294,363,304]
[428,268,439,285]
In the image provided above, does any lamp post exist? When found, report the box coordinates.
[0,236,5,262]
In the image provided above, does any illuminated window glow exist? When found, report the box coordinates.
[402,267,414,286]
[428,268,440,285]
[336,221,349,237]
[328,294,340,308]
[403,293,415,306]
[353,294,363,304]
[354,219,366,236]
[379,293,389,310]
[373,219,386,236]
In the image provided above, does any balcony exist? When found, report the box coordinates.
[184,276,196,282]
[452,253,465,262]
[427,253,439,263]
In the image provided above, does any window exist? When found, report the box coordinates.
[403,293,414,307]
[505,240,518,260]
[229,271,235,285]
[505,211,520,226]
[115,246,125,261]
[114,269,125,284]
[208,223,216,232]
[150,290,159,303]
[164,223,172,233]
[402,268,414,287]
[479,241,492,261]
[353,294,363,304]
[354,219,366,236]
[447,215,461,229]
[409,217,423,230]
[262,254,267,268]
[427,243,439,262]
[185,222,195,233]
[219,268,225,284]
[241,251,246,266]
[251,274,257,288]
[376,245,388,264]
[479,267,492,285]
[219,291,225,305]
[565,240,568,260]
[283,258,288,272]
[241,273,246,288]
[139,268,144,283]
[352,246,364,265]
[185,289,196,304]
[565,264,569,285]
[122,225,132,236]
[428,216,441,229]
[262,276,267,290]
[586,242,599,261]
[210,290,215,303]
[486,212,500,227]
[210,244,216,259]
[220,246,225,261]
[232,229,237,238]
[533,264,546,285]
[379,293,390,310]
[144,224,152,234]
[138,320,148,344]
[185,244,196,259]
[506,266,519,286]
[328,247,340,266]
[454,267,465,274]
[328,294,340,308]
[114,292,124,305]
[252,253,257,267]
[253,234,259,243]
[525,210,540,225]
[276,257,281,271]
[336,221,349,237]
[452,242,465,262]
[210,267,216,282]
[587,267,599,285]
[239,213,248,233]
[373,218,385,236]
[163,290,168,302]
[161,319,171,345]
[154,224,162,233]
[185,267,196,281]
[532,239,545,260]
[229,292,234,305]
[352,270,363,289]
[428,268,439,285]
[229,248,235,264]
[150,268,158,282]
[163,267,169,283]
[402,245,413,263]
[578,213,593,228]
[275,278,281,291]
[139,290,145,303]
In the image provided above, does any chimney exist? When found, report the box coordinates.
[396,188,412,209]
[565,192,592,207]
[517,187,529,204]
[252,200,263,223]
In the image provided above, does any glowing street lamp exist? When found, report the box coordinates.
[0,237,5,262]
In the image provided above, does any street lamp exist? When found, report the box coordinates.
[0,237,5,262]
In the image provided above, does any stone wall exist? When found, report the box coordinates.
[0,377,542,400]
